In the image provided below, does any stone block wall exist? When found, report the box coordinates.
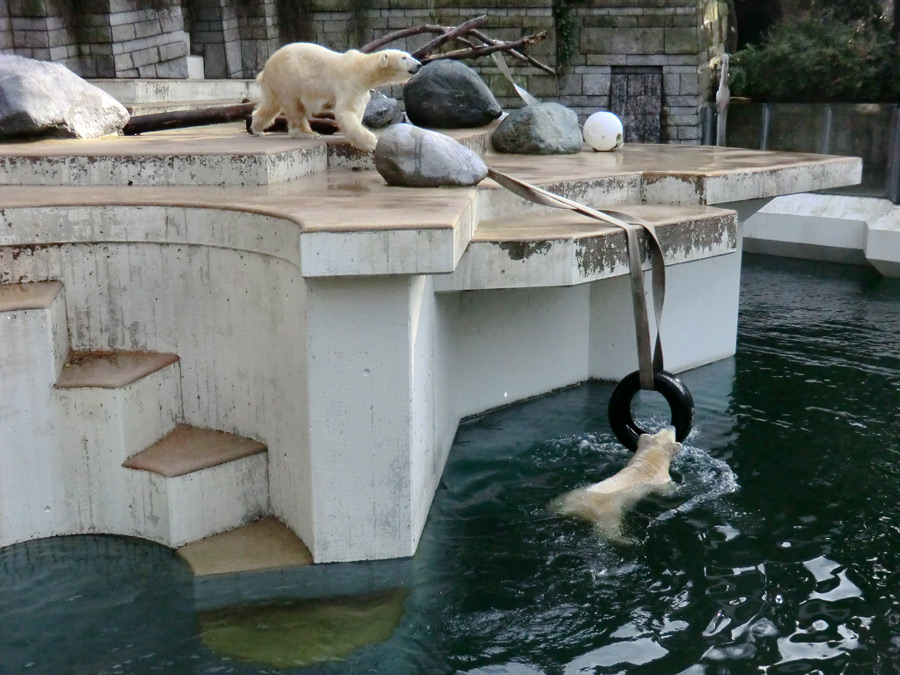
[300,0,728,143]
[185,0,278,78]
[1,1,15,52]
[78,0,190,77]
[0,0,728,142]
[3,0,79,70]
[0,0,190,77]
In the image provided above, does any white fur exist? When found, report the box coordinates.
[250,43,421,151]
[554,427,682,544]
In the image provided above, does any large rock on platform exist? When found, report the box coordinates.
[491,102,583,154]
[0,55,129,141]
[375,124,488,187]
[364,91,404,130]
[403,60,502,129]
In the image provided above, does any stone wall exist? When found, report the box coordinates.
[0,0,190,77]
[0,0,729,143]
[79,0,190,77]
[300,0,728,143]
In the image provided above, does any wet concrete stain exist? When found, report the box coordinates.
[498,240,552,261]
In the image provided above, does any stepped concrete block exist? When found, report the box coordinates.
[177,516,312,576]
[51,351,183,538]
[866,207,900,278]
[124,425,269,547]
[743,194,891,264]
[0,281,69,546]
[0,280,68,383]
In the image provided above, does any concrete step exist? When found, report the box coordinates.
[177,516,312,577]
[0,281,69,384]
[123,425,269,548]
[123,424,266,477]
[56,350,179,389]
[55,350,183,461]
[51,350,184,540]
[0,281,70,546]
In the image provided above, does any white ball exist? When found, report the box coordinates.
[583,111,624,152]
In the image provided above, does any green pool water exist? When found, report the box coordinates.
[3,254,900,674]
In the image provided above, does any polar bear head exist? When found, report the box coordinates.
[369,49,421,87]
[635,425,682,461]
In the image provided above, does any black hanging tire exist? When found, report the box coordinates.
[607,369,694,451]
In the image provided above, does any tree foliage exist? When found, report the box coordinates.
[730,12,900,102]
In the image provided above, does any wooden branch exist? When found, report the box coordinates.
[469,29,556,75]
[361,24,450,53]
[360,16,554,75]
[410,15,487,59]
[421,32,548,64]
[123,103,255,135]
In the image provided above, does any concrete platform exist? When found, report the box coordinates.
[0,124,863,565]
[744,193,900,276]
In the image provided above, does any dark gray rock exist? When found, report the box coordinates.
[0,55,129,141]
[491,102,583,154]
[403,60,502,129]
[375,124,488,187]
[364,91,404,129]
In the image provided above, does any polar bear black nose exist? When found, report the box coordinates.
[410,62,421,74]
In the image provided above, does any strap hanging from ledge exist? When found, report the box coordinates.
[486,168,665,389]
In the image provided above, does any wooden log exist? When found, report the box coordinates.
[122,103,256,135]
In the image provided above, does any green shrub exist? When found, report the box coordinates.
[730,13,900,102]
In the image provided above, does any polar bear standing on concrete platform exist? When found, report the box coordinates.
[250,43,421,151]
[553,426,682,544]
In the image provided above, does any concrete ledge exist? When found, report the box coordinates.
[56,351,179,389]
[744,193,900,275]
[436,204,737,291]
[0,280,62,312]
[124,424,267,478]
[866,206,900,277]
[177,516,312,577]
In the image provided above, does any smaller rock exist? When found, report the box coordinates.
[364,91,404,129]
[0,54,129,140]
[375,124,488,187]
[403,60,502,129]
[491,102,583,155]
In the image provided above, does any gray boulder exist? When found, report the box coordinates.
[375,124,488,187]
[403,60,502,129]
[0,55,129,141]
[491,102,583,154]
[364,91,404,129]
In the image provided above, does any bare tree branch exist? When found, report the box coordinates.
[410,15,488,59]
[421,32,549,66]
[360,16,554,75]
[361,24,452,53]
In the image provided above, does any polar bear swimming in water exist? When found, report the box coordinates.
[554,426,682,544]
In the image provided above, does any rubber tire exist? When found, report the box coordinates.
[607,369,694,451]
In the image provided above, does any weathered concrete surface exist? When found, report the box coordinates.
[0,126,864,564]
[744,194,893,267]
[435,204,736,290]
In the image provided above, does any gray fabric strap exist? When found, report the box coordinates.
[487,169,666,390]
